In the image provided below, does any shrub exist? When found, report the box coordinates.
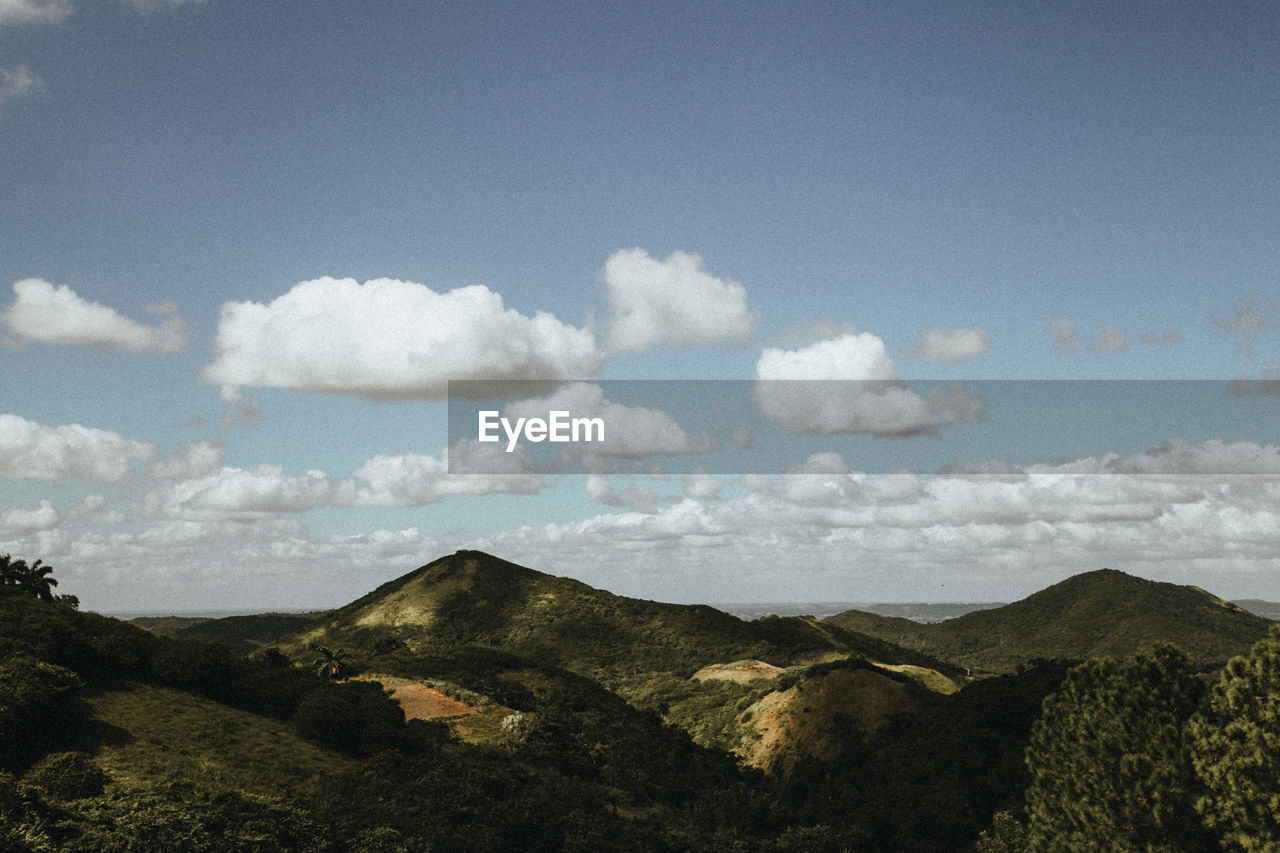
[294,681,404,755]
[23,751,109,800]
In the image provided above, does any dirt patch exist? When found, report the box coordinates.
[352,675,481,720]
[692,660,785,684]
[387,683,479,720]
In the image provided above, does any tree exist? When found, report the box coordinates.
[17,559,57,602]
[0,554,27,589]
[1023,644,1212,851]
[1189,624,1280,850]
[311,645,350,681]
[0,556,58,602]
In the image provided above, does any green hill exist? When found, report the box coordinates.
[132,612,327,656]
[826,568,1273,673]
[277,549,962,690]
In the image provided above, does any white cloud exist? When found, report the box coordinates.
[1088,323,1130,352]
[1,278,188,352]
[681,469,725,501]
[757,332,898,382]
[901,326,990,362]
[148,440,225,480]
[23,438,1280,611]
[603,249,754,353]
[67,494,125,524]
[753,334,983,436]
[0,500,59,535]
[468,444,1280,602]
[502,382,719,471]
[201,277,603,403]
[0,0,71,26]
[353,446,544,504]
[1050,314,1078,354]
[141,446,545,520]
[0,414,159,480]
[0,65,46,106]
[585,475,665,511]
[144,465,356,519]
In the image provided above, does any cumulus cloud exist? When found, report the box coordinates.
[0,414,158,480]
[1,279,188,352]
[201,277,603,403]
[353,446,544,505]
[0,0,71,26]
[1088,323,1130,352]
[585,475,665,511]
[0,500,59,535]
[141,446,545,520]
[466,441,1280,602]
[148,440,224,480]
[681,469,725,501]
[25,437,1280,610]
[66,494,125,524]
[753,334,983,436]
[901,326,990,362]
[0,65,46,106]
[603,249,754,353]
[4,514,453,612]
[501,382,719,472]
[1050,315,1079,354]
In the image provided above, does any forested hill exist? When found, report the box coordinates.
[826,568,1273,673]
[275,549,964,688]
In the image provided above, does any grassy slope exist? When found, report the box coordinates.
[279,550,960,687]
[271,550,963,767]
[133,613,327,657]
[827,568,1274,673]
[87,683,354,797]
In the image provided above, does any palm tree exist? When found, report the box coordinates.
[0,554,26,589]
[18,559,58,602]
[312,645,349,681]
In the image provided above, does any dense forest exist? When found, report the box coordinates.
[2,550,1278,851]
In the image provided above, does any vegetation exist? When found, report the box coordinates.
[5,550,1280,850]
[132,613,325,658]
[1024,645,1213,851]
[1189,624,1280,850]
[1,555,60,602]
[827,568,1273,674]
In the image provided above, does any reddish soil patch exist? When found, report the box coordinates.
[386,683,479,720]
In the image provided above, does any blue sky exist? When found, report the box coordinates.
[2,1,1280,612]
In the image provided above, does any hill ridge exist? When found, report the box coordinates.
[826,567,1272,673]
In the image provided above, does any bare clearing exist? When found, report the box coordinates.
[692,659,785,684]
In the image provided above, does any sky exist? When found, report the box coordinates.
[3,0,1280,612]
